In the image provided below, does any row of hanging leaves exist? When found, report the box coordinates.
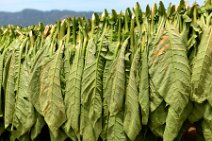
[0,0,211,141]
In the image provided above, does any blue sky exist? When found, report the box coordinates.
[0,0,205,12]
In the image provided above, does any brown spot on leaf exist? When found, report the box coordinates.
[163,35,169,41]
[151,35,170,65]
[153,36,170,58]
[153,47,165,57]
[157,36,169,47]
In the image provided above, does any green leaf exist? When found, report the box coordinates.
[149,101,167,137]
[30,112,45,140]
[50,128,67,141]
[139,45,150,125]
[0,53,4,117]
[30,41,66,138]
[63,41,85,140]
[29,45,47,141]
[124,48,142,141]
[191,25,212,105]
[16,134,30,141]
[188,102,207,123]
[202,104,212,141]
[4,50,17,129]
[101,41,118,140]
[165,101,192,141]
[148,23,191,141]
[202,120,212,141]
[81,30,107,141]
[149,80,163,113]
[106,38,129,141]
[11,61,35,140]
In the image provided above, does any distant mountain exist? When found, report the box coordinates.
[0,9,95,26]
